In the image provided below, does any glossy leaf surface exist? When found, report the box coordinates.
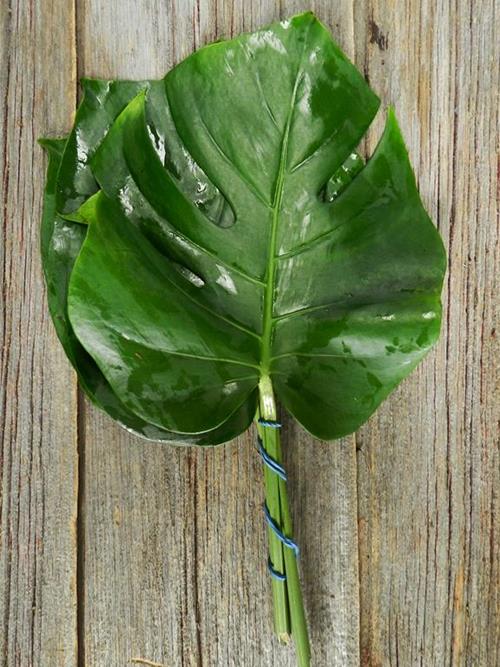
[41,12,446,443]
[40,130,254,444]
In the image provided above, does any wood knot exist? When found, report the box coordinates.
[369,20,388,51]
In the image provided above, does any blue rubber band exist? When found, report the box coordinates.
[258,416,298,576]
[263,503,300,557]
[257,437,287,481]
[258,418,282,429]
[267,557,286,581]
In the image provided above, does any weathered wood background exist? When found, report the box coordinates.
[1,1,498,665]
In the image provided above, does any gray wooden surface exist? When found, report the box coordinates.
[1,1,498,666]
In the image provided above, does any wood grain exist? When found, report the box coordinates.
[0,1,78,666]
[1,1,498,666]
[353,1,499,665]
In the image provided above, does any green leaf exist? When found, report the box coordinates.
[40,124,253,445]
[42,12,446,443]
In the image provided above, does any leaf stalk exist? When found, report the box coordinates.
[257,376,311,667]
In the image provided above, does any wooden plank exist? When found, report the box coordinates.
[353,1,499,665]
[0,1,78,666]
[77,1,360,665]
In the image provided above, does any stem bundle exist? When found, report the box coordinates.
[257,376,311,667]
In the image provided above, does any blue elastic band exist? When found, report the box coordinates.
[257,437,287,481]
[263,503,300,557]
[258,416,298,578]
[258,418,282,429]
[267,557,286,581]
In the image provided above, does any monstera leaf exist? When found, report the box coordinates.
[41,13,445,443]
[41,129,254,444]
[40,12,445,664]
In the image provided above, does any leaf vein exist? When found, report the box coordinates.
[196,114,272,207]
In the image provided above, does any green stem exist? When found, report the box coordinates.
[257,393,290,642]
[257,376,311,667]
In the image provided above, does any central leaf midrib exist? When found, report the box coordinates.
[260,66,304,376]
